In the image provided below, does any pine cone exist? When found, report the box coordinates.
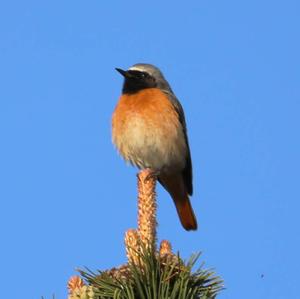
[159,240,172,256]
[125,229,140,265]
[67,276,85,294]
[68,285,98,299]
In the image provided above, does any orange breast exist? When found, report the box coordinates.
[112,88,187,170]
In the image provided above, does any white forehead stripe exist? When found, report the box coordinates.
[128,66,148,72]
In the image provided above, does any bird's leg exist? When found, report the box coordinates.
[143,168,160,182]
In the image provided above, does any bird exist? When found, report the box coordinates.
[112,63,197,231]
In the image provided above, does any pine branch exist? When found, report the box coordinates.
[66,169,224,298]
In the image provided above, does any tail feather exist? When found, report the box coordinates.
[159,174,198,231]
[174,195,197,231]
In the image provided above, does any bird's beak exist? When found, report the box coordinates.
[115,68,130,78]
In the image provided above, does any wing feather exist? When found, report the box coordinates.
[163,91,193,195]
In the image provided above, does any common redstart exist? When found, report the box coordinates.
[112,63,197,231]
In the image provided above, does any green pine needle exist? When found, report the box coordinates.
[79,247,223,299]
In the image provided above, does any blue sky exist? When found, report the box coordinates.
[0,1,299,298]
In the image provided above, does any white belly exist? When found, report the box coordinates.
[113,114,187,172]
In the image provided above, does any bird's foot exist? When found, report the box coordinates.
[142,168,160,182]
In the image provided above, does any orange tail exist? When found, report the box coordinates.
[159,174,198,231]
[174,195,197,231]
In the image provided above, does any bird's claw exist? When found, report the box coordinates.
[143,169,160,182]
